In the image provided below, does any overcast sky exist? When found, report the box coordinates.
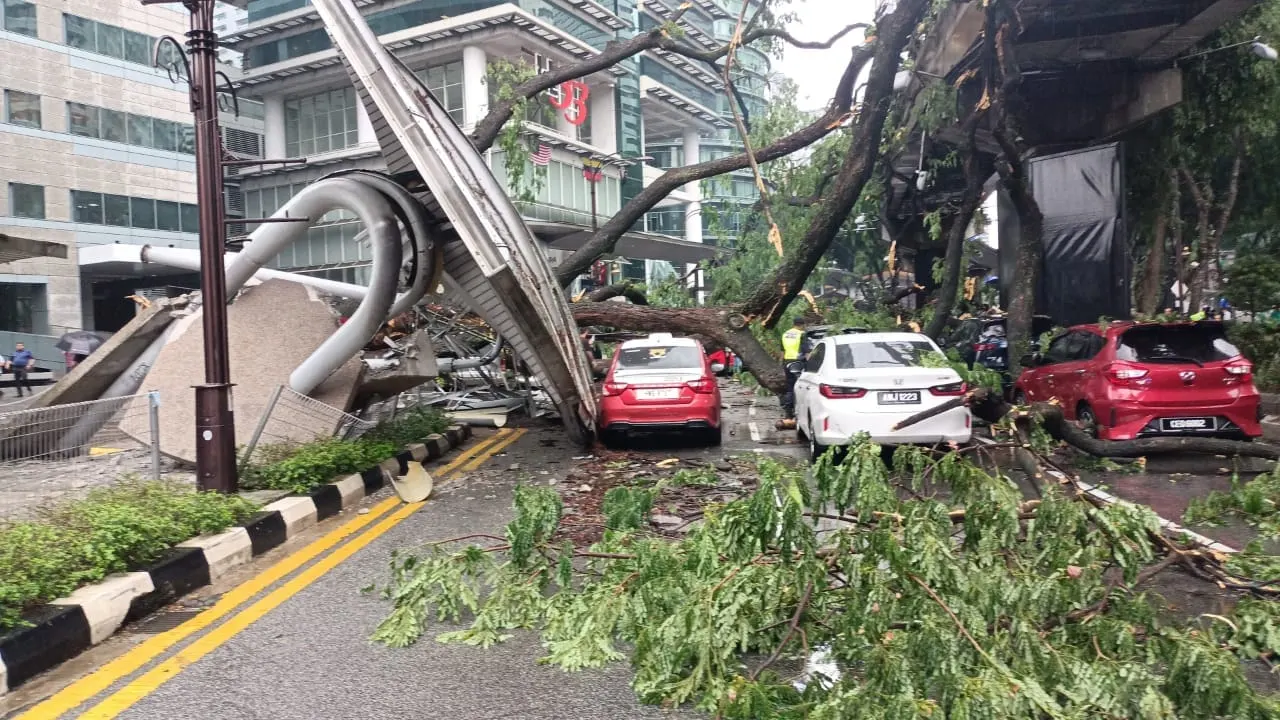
[775,0,879,111]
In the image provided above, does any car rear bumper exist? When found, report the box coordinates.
[602,419,717,434]
[812,406,972,447]
[1098,397,1262,440]
[599,395,720,432]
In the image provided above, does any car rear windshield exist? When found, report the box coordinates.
[615,345,703,371]
[835,340,938,369]
[1116,325,1241,364]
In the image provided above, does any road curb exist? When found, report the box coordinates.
[0,424,472,695]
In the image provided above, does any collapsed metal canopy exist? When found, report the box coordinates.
[312,0,599,446]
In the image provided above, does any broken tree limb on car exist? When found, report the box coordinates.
[894,387,1280,461]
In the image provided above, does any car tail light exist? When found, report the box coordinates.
[820,384,866,399]
[929,382,967,396]
[974,343,997,352]
[686,377,716,394]
[602,381,628,397]
[1225,361,1253,377]
[1105,363,1150,387]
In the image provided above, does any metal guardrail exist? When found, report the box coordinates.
[239,386,376,468]
[0,392,162,520]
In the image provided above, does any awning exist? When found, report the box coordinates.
[529,221,723,265]
[0,233,68,264]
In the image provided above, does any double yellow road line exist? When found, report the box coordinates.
[20,427,527,720]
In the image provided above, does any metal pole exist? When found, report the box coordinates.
[186,0,237,492]
[590,180,598,232]
[148,391,162,482]
[239,384,283,473]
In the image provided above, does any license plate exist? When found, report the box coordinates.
[878,391,920,405]
[1160,417,1214,432]
[636,388,680,400]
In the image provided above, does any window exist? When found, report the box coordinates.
[3,90,40,128]
[284,87,359,157]
[71,190,103,224]
[63,14,94,50]
[1043,333,1089,364]
[103,193,131,226]
[70,190,197,232]
[100,108,126,143]
[415,61,464,124]
[805,343,826,373]
[614,344,704,372]
[128,114,153,147]
[1117,325,1242,364]
[123,29,151,65]
[8,182,44,219]
[2,0,37,38]
[131,197,156,229]
[63,14,164,66]
[834,340,938,369]
[152,119,178,152]
[155,200,180,231]
[0,282,50,334]
[68,102,98,137]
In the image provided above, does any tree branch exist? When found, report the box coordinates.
[552,41,877,286]
[925,125,984,339]
[737,0,932,325]
[586,282,649,305]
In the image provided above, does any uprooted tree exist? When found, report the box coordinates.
[465,0,1280,463]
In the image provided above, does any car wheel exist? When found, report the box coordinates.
[808,417,826,461]
[1076,404,1098,437]
[707,425,723,447]
[601,429,626,450]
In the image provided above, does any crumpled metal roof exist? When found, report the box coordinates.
[312,0,598,445]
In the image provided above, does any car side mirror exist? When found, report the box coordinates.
[1019,353,1040,367]
[710,362,725,374]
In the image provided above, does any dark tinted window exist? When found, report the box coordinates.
[616,345,703,371]
[805,343,825,373]
[1117,325,1241,364]
[835,340,936,369]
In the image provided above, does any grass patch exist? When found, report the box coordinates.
[241,407,452,494]
[0,480,258,632]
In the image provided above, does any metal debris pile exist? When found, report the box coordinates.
[358,304,558,428]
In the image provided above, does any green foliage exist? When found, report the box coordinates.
[0,480,258,631]
[371,441,1280,718]
[1229,321,1280,392]
[486,58,547,203]
[1185,465,1280,536]
[242,407,450,493]
[1223,252,1280,316]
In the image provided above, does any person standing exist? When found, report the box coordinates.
[780,319,809,420]
[8,342,34,397]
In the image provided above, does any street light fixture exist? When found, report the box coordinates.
[1180,35,1279,62]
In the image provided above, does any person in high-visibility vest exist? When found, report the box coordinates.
[780,319,808,419]
[1190,306,1209,322]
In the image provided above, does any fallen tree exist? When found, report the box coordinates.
[370,438,1280,718]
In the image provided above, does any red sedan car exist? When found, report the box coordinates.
[1013,321,1261,441]
[598,334,722,447]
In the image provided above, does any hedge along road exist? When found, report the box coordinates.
[16,427,527,720]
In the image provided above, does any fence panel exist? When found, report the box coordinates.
[0,392,164,521]
[239,386,376,468]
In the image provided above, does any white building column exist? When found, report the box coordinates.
[682,128,703,245]
[263,94,286,159]
[462,45,489,129]
[356,102,375,145]
[590,83,617,153]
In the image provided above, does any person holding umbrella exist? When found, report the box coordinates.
[57,330,106,371]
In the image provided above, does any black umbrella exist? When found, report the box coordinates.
[56,330,107,357]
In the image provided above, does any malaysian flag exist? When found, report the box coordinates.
[529,143,552,166]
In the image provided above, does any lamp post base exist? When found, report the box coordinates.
[194,383,238,492]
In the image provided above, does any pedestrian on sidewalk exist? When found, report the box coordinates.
[7,342,35,397]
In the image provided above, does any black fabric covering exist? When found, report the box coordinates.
[1000,143,1130,325]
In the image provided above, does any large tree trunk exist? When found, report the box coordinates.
[1136,169,1175,316]
[925,137,983,340]
[1206,148,1243,305]
[571,303,786,393]
[1179,166,1212,311]
[737,0,931,327]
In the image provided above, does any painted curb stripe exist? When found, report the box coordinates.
[18,427,514,718]
[1,425,485,696]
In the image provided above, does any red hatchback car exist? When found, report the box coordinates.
[1013,321,1261,441]
[598,334,722,447]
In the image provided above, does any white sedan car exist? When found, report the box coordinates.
[795,332,972,458]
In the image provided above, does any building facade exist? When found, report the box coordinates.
[223,0,767,294]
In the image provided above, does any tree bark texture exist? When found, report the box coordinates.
[1136,169,1175,316]
[925,136,984,340]
[1179,166,1212,311]
[737,0,932,326]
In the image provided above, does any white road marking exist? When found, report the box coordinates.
[748,422,762,443]
[974,437,1237,554]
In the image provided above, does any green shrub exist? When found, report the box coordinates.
[1229,322,1280,392]
[0,480,258,631]
[241,406,451,494]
